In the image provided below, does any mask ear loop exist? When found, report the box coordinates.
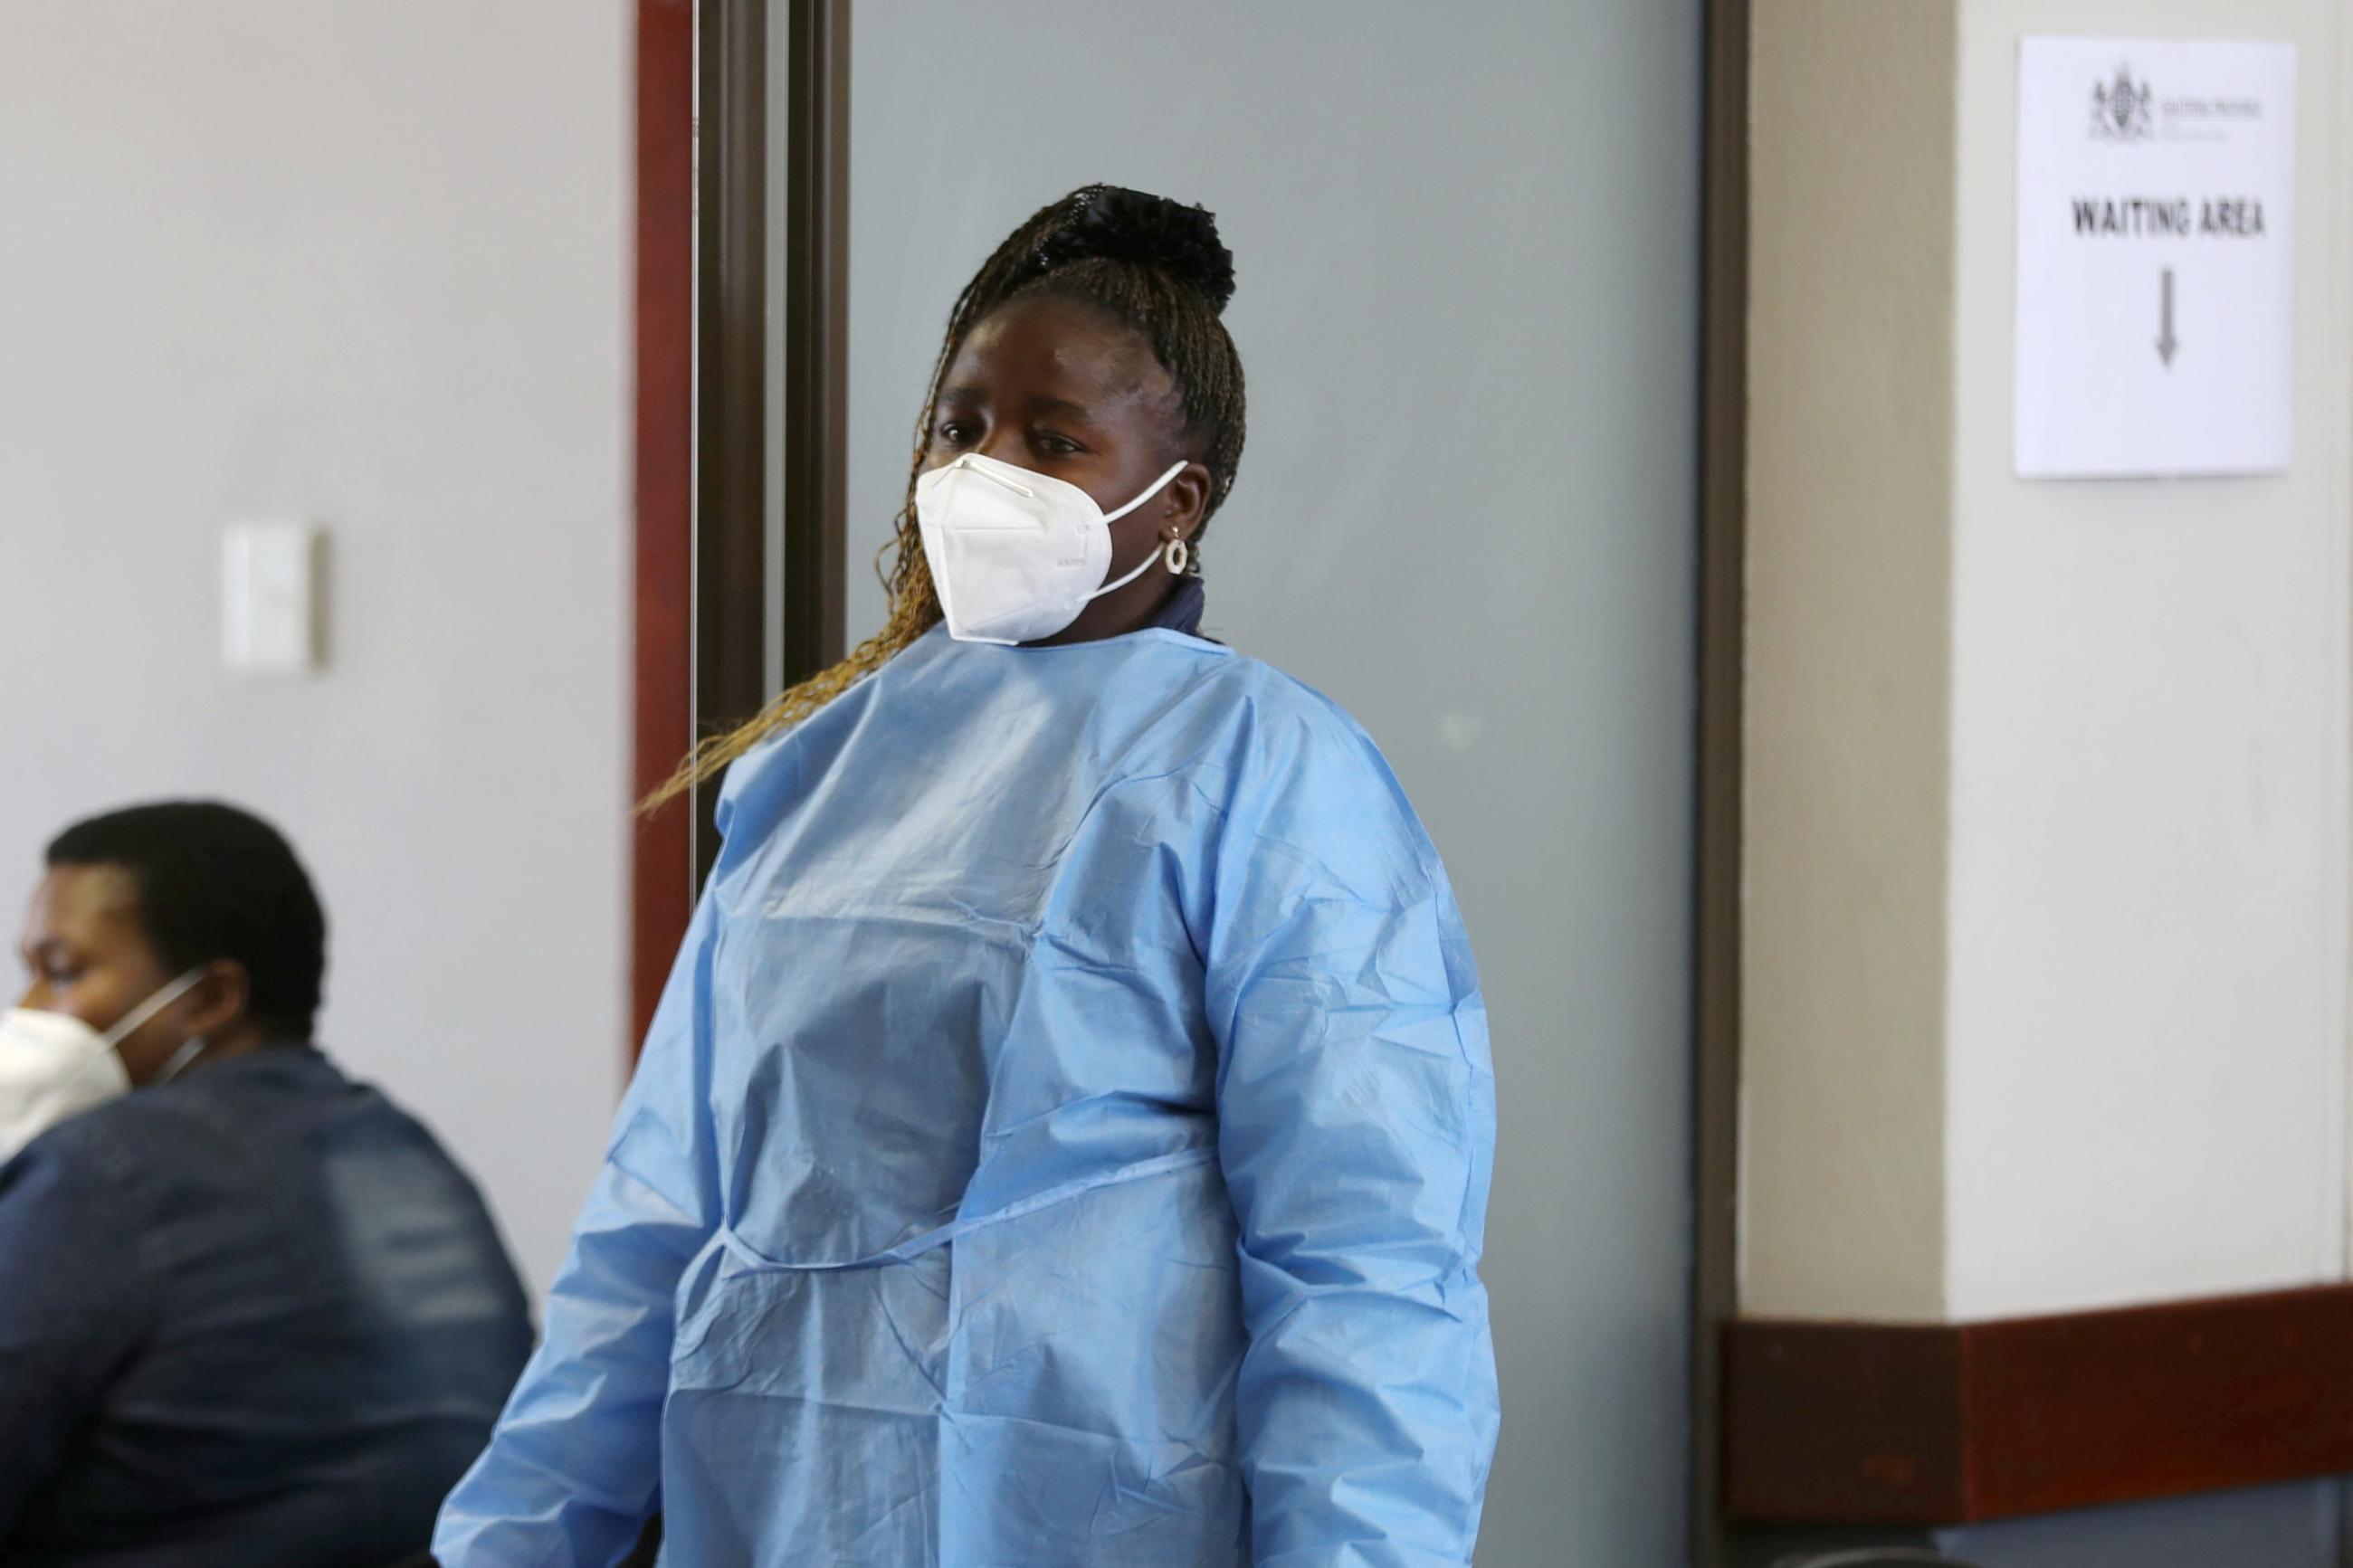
[102,968,212,1087]
[1087,539,1172,602]
[1083,461,1192,604]
[1098,461,1189,526]
[100,968,206,1052]
[151,1035,210,1086]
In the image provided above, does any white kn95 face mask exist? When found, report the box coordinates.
[0,968,203,1163]
[914,452,1188,645]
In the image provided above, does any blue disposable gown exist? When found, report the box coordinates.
[435,627,1498,1567]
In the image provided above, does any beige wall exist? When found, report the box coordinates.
[1744,0,2353,1322]
[1743,0,1959,1322]
[1944,0,2351,1320]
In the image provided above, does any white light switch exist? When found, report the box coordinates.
[222,520,320,677]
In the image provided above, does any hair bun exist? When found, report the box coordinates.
[1034,185,1236,311]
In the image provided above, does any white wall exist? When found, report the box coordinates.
[0,0,632,1298]
[1743,0,2353,1324]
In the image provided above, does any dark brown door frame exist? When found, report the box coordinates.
[775,0,851,692]
[1693,0,1750,1563]
[691,0,774,882]
[630,0,694,1051]
[632,0,848,1049]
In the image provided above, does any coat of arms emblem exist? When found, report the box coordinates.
[2090,64,2155,141]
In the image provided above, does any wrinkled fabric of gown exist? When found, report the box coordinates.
[435,627,1499,1567]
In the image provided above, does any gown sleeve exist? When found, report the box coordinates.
[433,886,723,1567]
[1204,710,1500,1568]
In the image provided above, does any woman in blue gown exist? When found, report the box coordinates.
[437,185,1499,1568]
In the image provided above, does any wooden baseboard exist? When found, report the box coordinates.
[1725,1283,2353,1525]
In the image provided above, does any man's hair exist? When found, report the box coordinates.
[46,801,328,1042]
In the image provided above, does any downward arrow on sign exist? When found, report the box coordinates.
[2157,267,2178,368]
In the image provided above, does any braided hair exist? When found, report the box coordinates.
[646,185,1246,811]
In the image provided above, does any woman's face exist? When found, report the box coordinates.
[925,293,1212,644]
[16,865,211,1084]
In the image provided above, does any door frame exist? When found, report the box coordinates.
[1692,0,1751,1563]
[630,0,693,1051]
[631,3,1754,1558]
[631,0,847,1049]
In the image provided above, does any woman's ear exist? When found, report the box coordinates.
[1160,461,1213,544]
[182,960,251,1041]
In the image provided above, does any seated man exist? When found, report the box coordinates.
[0,801,533,1567]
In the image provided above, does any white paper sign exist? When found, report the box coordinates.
[2015,37,2297,479]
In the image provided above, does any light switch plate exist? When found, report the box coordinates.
[222,520,319,677]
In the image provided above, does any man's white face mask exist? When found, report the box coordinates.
[0,969,204,1164]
